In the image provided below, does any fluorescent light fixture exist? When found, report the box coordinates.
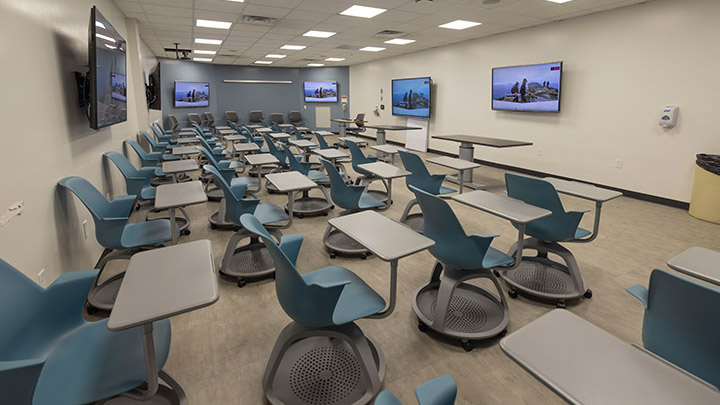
[340,5,386,18]
[265,54,287,59]
[384,38,415,45]
[303,30,336,38]
[193,57,212,62]
[307,63,325,67]
[195,38,222,45]
[104,44,117,49]
[96,33,116,43]
[280,44,306,50]
[359,46,385,52]
[545,0,573,2]
[194,50,217,55]
[196,19,232,29]
[325,57,346,62]
[95,21,106,29]
[226,0,244,2]
[254,60,273,64]
[439,20,482,30]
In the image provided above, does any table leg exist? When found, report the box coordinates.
[368,260,398,319]
[458,169,464,194]
[122,323,159,400]
[379,178,393,211]
[391,154,395,165]
[376,129,387,161]
[172,173,178,183]
[169,208,178,244]
[339,122,346,137]
[285,190,296,228]
[458,142,474,183]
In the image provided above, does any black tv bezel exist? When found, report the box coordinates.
[173,80,210,108]
[391,76,432,118]
[491,61,563,113]
[303,80,338,103]
[88,6,127,130]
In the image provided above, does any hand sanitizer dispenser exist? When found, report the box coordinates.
[659,106,679,128]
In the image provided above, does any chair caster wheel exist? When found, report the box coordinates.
[498,329,508,338]
[493,270,500,277]
[508,289,518,299]
[234,226,241,232]
[556,301,566,309]
[87,306,98,315]
[584,289,593,299]
[237,279,246,288]
[461,340,474,352]
[329,252,337,259]
[360,253,367,260]
[418,321,428,333]
[298,214,304,219]
[322,212,328,216]
[210,224,217,230]
[182,229,191,236]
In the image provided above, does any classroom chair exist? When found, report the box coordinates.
[375,374,458,405]
[281,146,333,217]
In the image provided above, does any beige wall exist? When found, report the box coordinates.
[350,0,720,203]
[0,0,156,282]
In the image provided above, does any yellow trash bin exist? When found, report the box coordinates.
[689,154,720,224]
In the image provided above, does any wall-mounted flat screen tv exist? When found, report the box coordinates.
[304,81,338,103]
[88,6,127,129]
[392,77,431,118]
[111,72,127,101]
[492,62,562,112]
[174,81,210,108]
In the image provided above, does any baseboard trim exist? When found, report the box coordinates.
[352,133,690,210]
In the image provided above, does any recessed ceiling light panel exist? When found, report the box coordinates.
[340,5,387,18]
[280,44,307,50]
[266,54,287,59]
[359,46,385,52]
[384,38,415,45]
[193,57,212,62]
[325,57,346,62]
[196,19,232,29]
[303,30,336,38]
[194,50,217,55]
[439,20,482,30]
[195,38,222,45]
[307,63,325,67]
[254,60,273,64]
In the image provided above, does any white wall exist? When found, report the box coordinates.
[0,0,156,282]
[350,0,720,203]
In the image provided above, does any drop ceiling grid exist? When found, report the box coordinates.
[112,0,653,67]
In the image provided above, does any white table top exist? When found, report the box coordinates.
[278,123,294,128]
[454,190,552,225]
[214,126,232,130]
[265,172,317,192]
[107,240,219,331]
[154,181,208,210]
[245,153,279,166]
[358,162,411,179]
[667,247,720,286]
[223,134,244,141]
[234,142,260,152]
[314,131,333,136]
[371,145,406,154]
[427,156,481,171]
[329,211,435,262]
[544,177,622,203]
[218,129,236,135]
[162,159,199,174]
[331,118,367,124]
[270,132,291,140]
[312,148,349,159]
[296,126,311,132]
[171,146,200,156]
[339,136,368,144]
[500,309,720,405]
[256,127,273,133]
[289,139,317,148]
[245,124,263,129]
[175,138,200,144]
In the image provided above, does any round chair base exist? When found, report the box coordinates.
[146,216,189,234]
[209,211,238,230]
[366,189,389,204]
[219,242,275,286]
[150,177,173,187]
[500,257,588,305]
[325,229,370,258]
[99,371,187,404]
[87,272,125,312]
[205,187,223,201]
[414,281,507,343]
[402,213,424,234]
[266,182,285,194]
[249,166,274,177]
[286,197,332,217]
[266,335,384,405]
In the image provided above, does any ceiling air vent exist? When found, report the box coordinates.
[241,15,278,25]
[335,45,357,50]
[375,30,405,38]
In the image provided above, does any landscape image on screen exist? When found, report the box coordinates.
[174,81,209,107]
[392,77,431,118]
[304,81,337,102]
[492,62,562,112]
[111,72,127,101]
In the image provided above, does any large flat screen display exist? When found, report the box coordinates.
[304,81,338,102]
[89,6,127,129]
[392,77,431,118]
[492,62,562,112]
[174,81,210,108]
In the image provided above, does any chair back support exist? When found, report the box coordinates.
[124,139,157,167]
[291,127,306,140]
[249,110,264,123]
[139,131,161,151]
[262,134,285,163]
[187,113,203,127]
[288,111,302,124]
[346,140,374,174]
[203,165,258,223]
[149,125,168,141]
[269,113,283,124]
[505,173,583,242]
[320,158,365,209]
[225,111,239,123]
[398,150,443,195]
[410,185,493,269]
[167,114,179,130]
[239,214,340,327]
[354,113,365,129]
[104,152,151,198]
[314,132,332,149]
[639,269,720,388]
[283,146,310,175]
[204,112,214,127]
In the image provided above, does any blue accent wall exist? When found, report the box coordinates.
[159,58,349,131]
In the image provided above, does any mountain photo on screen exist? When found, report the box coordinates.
[392,77,431,118]
[174,81,210,108]
[492,62,562,112]
[304,81,338,102]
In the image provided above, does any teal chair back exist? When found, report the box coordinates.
[314,132,333,149]
[505,173,584,242]
[346,140,376,176]
[203,165,258,224]
[262,134,286,163]
[124,139,158,167]
[291,127,306,140]
[239,214,344,328]
[627,269,720,389]
[198,147,234,183]
[282,146,310,175]
[103,152,153,199]
[58,177,133,250]
[410,185,494,270]
[398,150,445,195]
[320,158,365,209]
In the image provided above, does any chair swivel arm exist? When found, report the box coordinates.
[626,284,649,309]
[572,203,605,243]
[108,195,137,215]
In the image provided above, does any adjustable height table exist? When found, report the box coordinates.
[433,135,533,190]
[357,162,411,211]
[331,118,367,137]
[265,171,331,222]
[365,125,421,161]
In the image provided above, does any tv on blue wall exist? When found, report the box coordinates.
[392,77,431,118]
[492,62,562,112]
[174,81,209,108]
[304,81,337,102]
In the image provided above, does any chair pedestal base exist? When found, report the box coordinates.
[264,322,385,405]
[285,189,333,217]
[98,371,187,405]
[89,246,162,311]
[412,262,509,350]
[502,238,590,307]
[204,186,223,201]
[219,229,283,287]
[323,210,370,258]
[399,199,423,234]
[208,199,238,230]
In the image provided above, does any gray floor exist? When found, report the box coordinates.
[115,139,720,404]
